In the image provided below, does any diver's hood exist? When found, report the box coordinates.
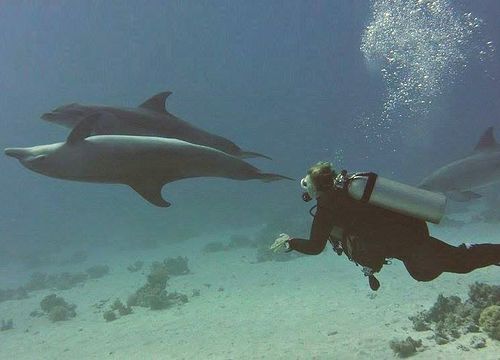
[300,174,317,202]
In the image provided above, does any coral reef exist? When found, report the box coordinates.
[389,337,423,358]
[1,319,13,331]
[127,263,187,310]
[148,292,188,310]
[29,310,44,318]
[24,272,49,291]
[103,310,117,322]
[25,271,88,291]
[147,262,170,288]
[2,269,93,305]
[479,305,500,340]
[409,282,499,344]
[40,294,76,322]
[100,298,133,322]
[86,265,110,279]
[468,282,500,309]
[111,299,133,316]
[48,306,74,322]
[469,335,487,349]
[0,287,28,303]
[48,272,88,290]
[163,256,190,276]
[127,260,144,272]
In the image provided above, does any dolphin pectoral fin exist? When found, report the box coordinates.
[447,190,482,202]
[239,150,272,160]
[129,180,171,207]
[138,91,172,114]
[67,113,102,144]
[259,173,295,183]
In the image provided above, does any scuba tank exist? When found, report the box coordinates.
[334,171,446,224]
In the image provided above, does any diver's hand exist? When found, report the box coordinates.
[270,233,291,252]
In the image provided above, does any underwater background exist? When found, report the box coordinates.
[0,1,499,359]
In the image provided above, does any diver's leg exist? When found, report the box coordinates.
[416,236,500,274]
[400,236,500,281]
[403,247,443,282]
[377,224,441,281]
[438,240,500,273]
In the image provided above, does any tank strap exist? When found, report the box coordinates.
[357,172,378,203]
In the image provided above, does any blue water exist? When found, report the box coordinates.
[0,1,499,358]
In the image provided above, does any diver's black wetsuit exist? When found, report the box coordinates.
[288,189,500,282]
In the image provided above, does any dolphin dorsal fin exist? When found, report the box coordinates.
[67,113,101,144]
[474,127,497,151]
[139,91,172,113]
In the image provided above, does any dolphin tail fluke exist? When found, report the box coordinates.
[239,150,272,160]
[259,173,294,183]
[129,180,171,207]
[447,190,482,202]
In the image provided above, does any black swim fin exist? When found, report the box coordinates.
[368,275,380,291]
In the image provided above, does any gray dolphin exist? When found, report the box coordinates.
[5,115,291,207]
[41,91,271,160]
[418,127,500,201]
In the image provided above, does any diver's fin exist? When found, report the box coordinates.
[129,180,171,207]
[139,91,172,113]
[259,173,295,183]
[474,127,497,151]
[66,113,101,144]
[239,150,272,160]
[447,190,482,202]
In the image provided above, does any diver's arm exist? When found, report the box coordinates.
[287,206,333,255]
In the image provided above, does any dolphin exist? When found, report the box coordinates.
[41,91,271,160]
[5,115,292,207]
[418,127,500,201]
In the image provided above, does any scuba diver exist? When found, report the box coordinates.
[271,162,500,291]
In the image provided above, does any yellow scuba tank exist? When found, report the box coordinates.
[335,171,446,224]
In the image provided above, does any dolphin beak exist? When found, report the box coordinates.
[4,148,30,160]
[41,112,54,120]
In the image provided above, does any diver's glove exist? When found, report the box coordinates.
[270,233,291,252]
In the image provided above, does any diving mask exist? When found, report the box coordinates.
[300,174,316,202]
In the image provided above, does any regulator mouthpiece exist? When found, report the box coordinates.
[300,175,316,202]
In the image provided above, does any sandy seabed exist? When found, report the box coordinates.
[0,221,499,360]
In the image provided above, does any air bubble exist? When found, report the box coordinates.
[358,0,491,144]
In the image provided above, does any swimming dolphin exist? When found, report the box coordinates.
[5,115,292,207]
[418,127,500,201]
[41,91,271,160]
